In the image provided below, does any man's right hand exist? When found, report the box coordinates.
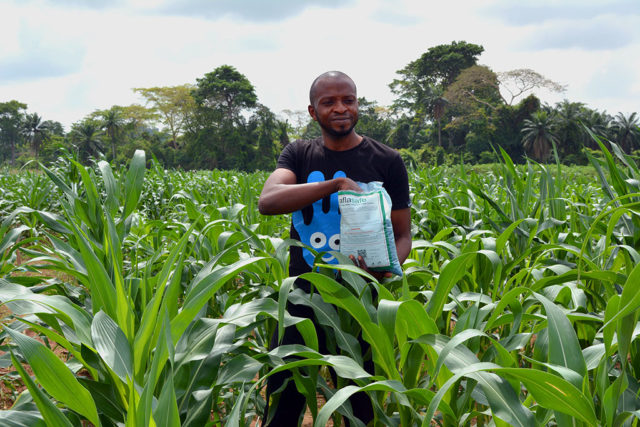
[259,169,361,215]
[334,177,362,193]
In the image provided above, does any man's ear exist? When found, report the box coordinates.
[308,104,317,121]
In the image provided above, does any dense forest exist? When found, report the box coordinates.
[1,41,638,170]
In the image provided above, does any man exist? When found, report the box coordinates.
[258,71,411,426]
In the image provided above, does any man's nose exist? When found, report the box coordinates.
[334,101,347,113]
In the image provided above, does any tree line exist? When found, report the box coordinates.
[1,41,638,170]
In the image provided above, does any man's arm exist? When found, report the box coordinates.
[391,208,412,264]
[258,168,361,215]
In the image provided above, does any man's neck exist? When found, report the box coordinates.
[322,131,363,152]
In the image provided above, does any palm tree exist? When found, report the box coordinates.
[71,120,104,162]
[612,112,640,153]
[521,110,558,161]
[553,100,585,158]
[582,109,614,148]
[22,113,49,160]
[101,108,124,161]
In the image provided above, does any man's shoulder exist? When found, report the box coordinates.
[286,138,323,153]
[361,136,401,158]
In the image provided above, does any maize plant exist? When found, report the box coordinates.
[1,138,640,426]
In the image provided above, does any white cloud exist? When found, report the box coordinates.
[0,0,638,128]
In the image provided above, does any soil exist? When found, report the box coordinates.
[251,392,342,427]
[0,249,74,409]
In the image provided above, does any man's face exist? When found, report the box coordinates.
[309,77,359,138]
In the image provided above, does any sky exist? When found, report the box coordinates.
[1,0,639,131]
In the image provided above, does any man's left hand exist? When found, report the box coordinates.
[349,255,392,281]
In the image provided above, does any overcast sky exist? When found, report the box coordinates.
[1,0,639,131]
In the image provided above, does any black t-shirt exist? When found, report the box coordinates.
[276,136,411,276]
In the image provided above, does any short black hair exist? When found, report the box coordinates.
[309,71,356,106]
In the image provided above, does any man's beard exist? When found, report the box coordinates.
[319,117,358,138]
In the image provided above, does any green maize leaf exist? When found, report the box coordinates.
[314,261,378,284]
[465,181,512,222]
[277,276,297,343]
[78,378,125,424]
[604,373,628,427]
[71,159,101,228]
[534,292,587,383]
[14,318,96,379]
[394,299,438,347]
[5,329,100,426]
[216,354,263,386]
[66,218,117,318]
[153,372,180,427]
[604,295,620,356]
[104,211,134,342]
[300,272,398,380]
[122,149,146,220]
[289,289,362,363]
[36,209,73,234]
[521,356,584,387]
[614,410,640,427]
[378,299,401,347]
[294,317,320,352]
[292,369,320,421]
[91,311,133,382]
[182,391,214,427]
[0,410,47,427]
[531,269,624,293]
[9,352,73,427]
[404,388,455,422]
[133,221,196,376]
[219,297,280,327]
[138,309,173,427]
[175,331,234,416]
[467,371,535,427]
[429,328,517,388]
[39,163,75,203]
[172,256,268,341]
[412,334,479,371]
[582,343,606,371]
[0,279,92,344]
[617,311,636,372]
[603,262,640,328]
[498,367,597,425]
[98,160,120,217]
[426,250,500,320]
[225,387,247,427]
[484,286,529,332]
[265,346,371,380]
[0,225,29,254]
[495,218,533,253]
[174,320,222,365]
[46,233,88,276]
[314,381,409,427]
[423,362,500,425]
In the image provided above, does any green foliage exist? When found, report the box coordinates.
[2,136,640,425]
[0,100,28,166]
[3,42,638,170]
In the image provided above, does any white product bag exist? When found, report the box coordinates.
[338,181,402,276]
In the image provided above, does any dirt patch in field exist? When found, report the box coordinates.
[0,249,77,409]
[251,392,342,427]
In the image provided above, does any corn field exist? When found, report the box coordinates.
[1,135,640,426]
